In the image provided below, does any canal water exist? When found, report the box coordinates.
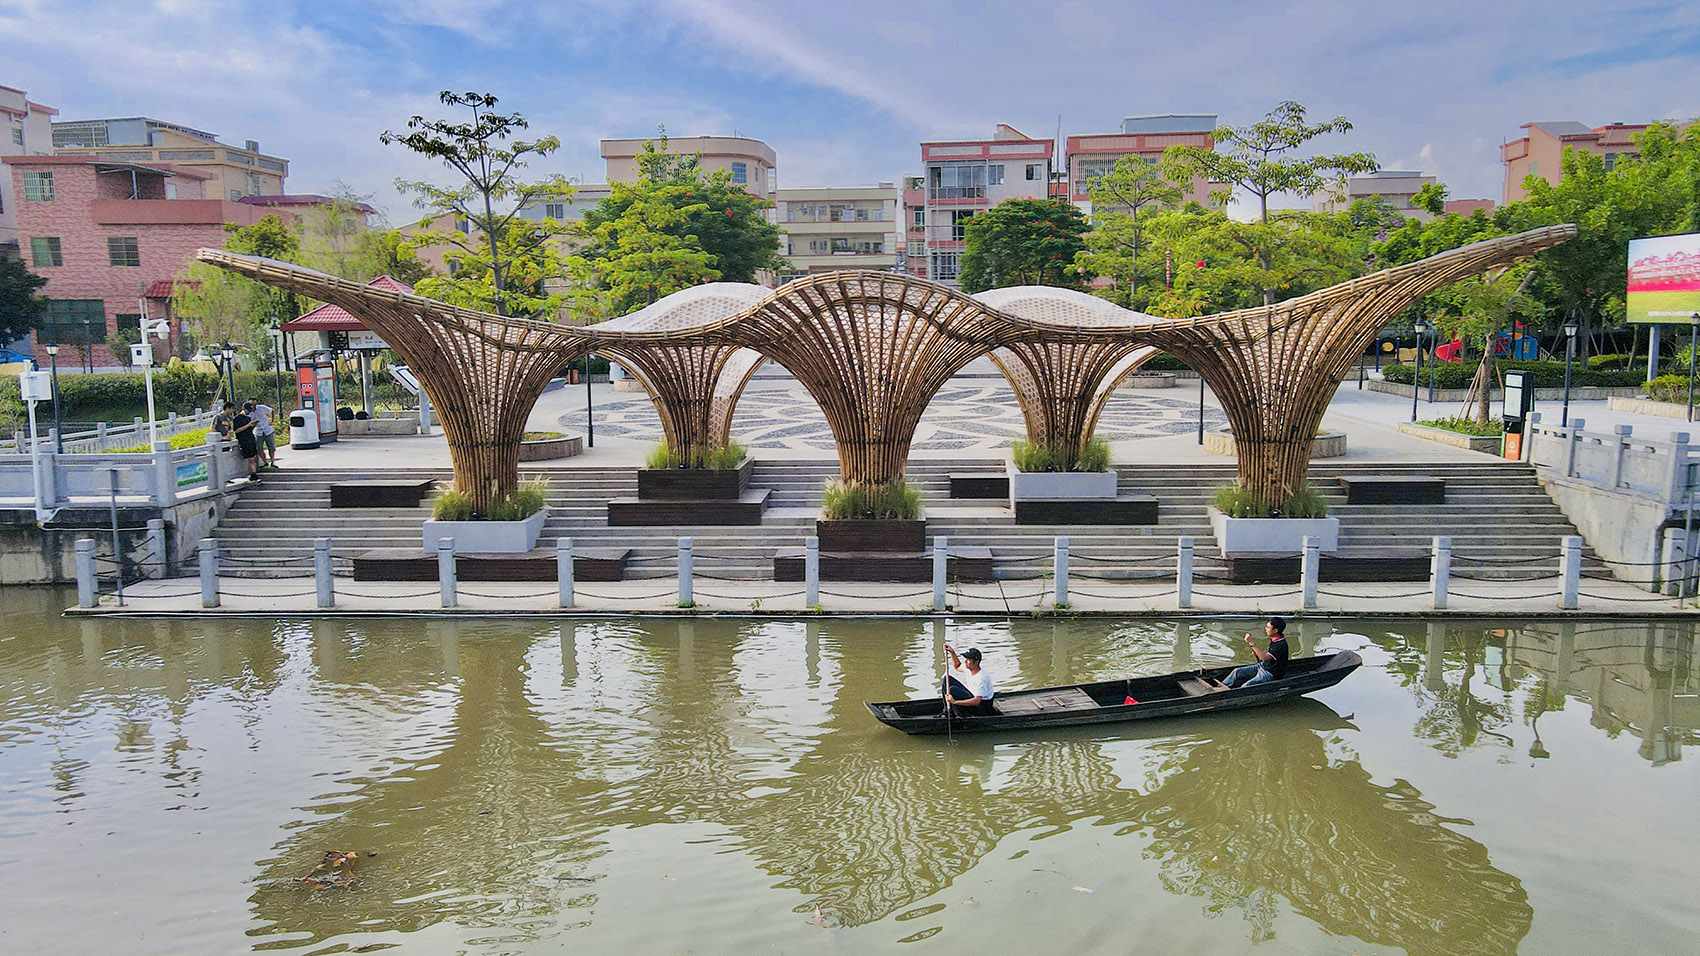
[0,590,1694,955]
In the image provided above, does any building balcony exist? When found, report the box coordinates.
[90,198,259,226]
[787,252,898,270]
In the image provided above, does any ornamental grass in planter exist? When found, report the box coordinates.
[1209,483,1337,555]
[639,441,751,499]
[1010,438,1110,473]
[817,478,925,552]
[423,480,550,553]
[1212,483,1329,519]
[1008,438,1117,501]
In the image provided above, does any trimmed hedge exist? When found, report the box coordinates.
[1382,360,1641,389]
[1142,353,1192,372]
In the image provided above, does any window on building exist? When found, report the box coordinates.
[988,165,1004,185]
[931,252,961,281]
[108,237,141,267]
[544,202,567,219]
[30,237,63,267]
[1025,164,1040,180]
[928,164,988,200]
[11,126,22,147]
[40,300,108,344]
[731,161,748,184]
[908,240,924,257]
[229,189,243,202]
[1529,161,1539,176]
[114,314,142,338]
[22,171,54,201]
[950,210,976,242]
[1603,153,1619,171]
[911,208,924,227]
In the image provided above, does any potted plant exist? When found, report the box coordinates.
[1006,438,1118,504]
[1207,484,1340,555]
[815,478,926,552]
[421,480,550,553]
[637,441,751,499]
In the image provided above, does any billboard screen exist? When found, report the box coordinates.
[1627,232,1700,323]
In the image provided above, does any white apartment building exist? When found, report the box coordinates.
[774,184,903,281]
[919,124,1054,285]
[1312,169,1435,219]
[0,83,58,256]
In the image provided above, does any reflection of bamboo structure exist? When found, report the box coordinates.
[199,225,1574,509]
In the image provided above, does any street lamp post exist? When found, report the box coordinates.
[1411,319,1428,422]
[44,343,61,453]
[1562,316,1579,428]
[219,343,236,405]
[1688,312,1699,424]
[269,318,285,419]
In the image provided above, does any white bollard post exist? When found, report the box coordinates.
[1560,535,1582,610]
[1053,536,1069,607]
[1302,535,1320,609]
[75,539,97,608]
[144,518,166,579]
[1430,536,1451,609]
[678,536,693,606]
[198,538,219,608]
[314,538,334,608]
[805,536,819,608]
[438,537,456,608]
[557,537,575,608]
[932,536,949,611]
[152,440,176,507]
[1176,535,1194,609]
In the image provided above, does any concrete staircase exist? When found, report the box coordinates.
[207,458,1601,581]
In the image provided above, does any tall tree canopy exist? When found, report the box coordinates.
[0,256,48,346]
[958,198,1091,292]
[382,91,574,317]
[1073,156,1188,305]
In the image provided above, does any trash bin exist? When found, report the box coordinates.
[289,409,321,450]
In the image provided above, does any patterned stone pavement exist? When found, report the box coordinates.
[559,382,1227,453]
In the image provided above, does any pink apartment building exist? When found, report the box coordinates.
[4,154,271,367]
[1500,120,1650,205]
[1065,114,1216,210]
[920,124,1054,285]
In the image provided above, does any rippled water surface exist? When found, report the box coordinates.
[0,589,1695,954]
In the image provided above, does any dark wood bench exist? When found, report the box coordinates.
[773,546,995,583]
[950,472,1009,499]
[1338,475,1445,504]
[606,489,771,526]
[329,479,437,508]
[1223,549,1431,584]
[1013,494,1158,525]
[352,547,631,582]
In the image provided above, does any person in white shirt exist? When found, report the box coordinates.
[247,396,278,467]
[943,644,995,716]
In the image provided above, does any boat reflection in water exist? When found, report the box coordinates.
[0,600,1693,955]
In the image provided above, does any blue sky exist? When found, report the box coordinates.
[5,0,1698,223]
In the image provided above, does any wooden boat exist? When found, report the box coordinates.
[865,650,1361,735]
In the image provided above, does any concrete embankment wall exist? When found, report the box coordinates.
[0,493,234,585]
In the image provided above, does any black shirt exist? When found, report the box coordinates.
[233,413,256,446]
[1265,635,1289,679]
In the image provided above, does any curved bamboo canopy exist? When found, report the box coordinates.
[199,223,1575,509]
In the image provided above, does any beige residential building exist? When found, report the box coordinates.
[52,116,288,203]
[1312,169,1434,218]
[0,83,57,256]
[600,134,776,199]
[921,124,1054,286]
[774,184,902,281]
[1499,120,1648,205]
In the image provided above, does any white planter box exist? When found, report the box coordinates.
[1006,463,1118,504]
[1209,507,1339,555]
[422,509,548,553]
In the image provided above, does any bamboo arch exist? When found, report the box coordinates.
[198,223,1575,512]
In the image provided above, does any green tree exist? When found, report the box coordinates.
[566,182,721,317]
[382,91,574,316]
[579,129,787,285]
[958,198,1091,292]
[0,255,47,345]
[1136,204,1371,316]
[1074,156,1186,304]
[173,214,305,356]
[1165,100,1378,303]
[1411,181,1449,216]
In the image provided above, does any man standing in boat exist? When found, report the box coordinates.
[942,644,995,716]
[1219,617,1290,688]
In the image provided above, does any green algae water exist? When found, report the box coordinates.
[0,589,1694,954]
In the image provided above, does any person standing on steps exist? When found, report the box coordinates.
[248,395,278,468]
[233,401,261,480]
[942,644,996,716]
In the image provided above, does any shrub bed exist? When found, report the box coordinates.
[1381,360,1641,389]
[1418,416,1505,437]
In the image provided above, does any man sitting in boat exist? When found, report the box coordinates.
[942,644,995,716]
[1218,617,1290,688]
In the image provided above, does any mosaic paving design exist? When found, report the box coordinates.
[560,383,1228,452]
